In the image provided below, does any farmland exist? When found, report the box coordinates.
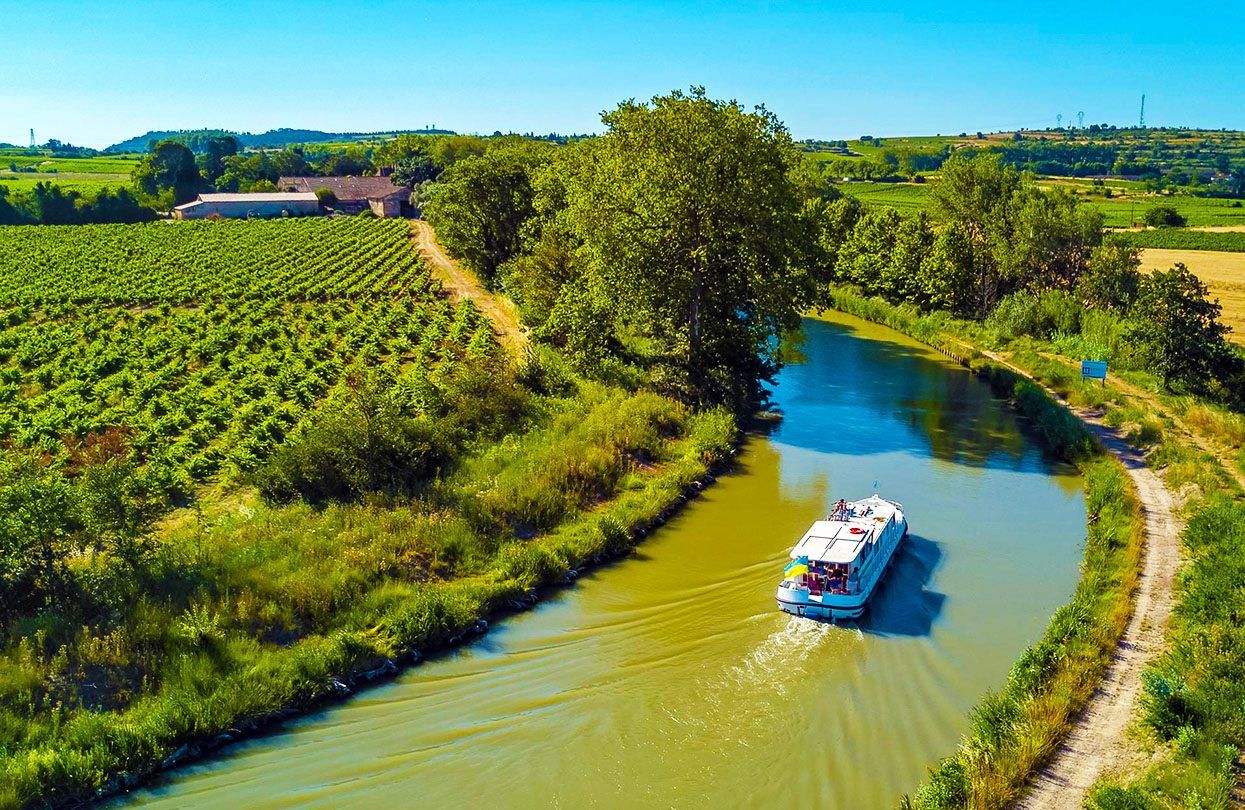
[1111,228,1245,252]
[0,209,736,807]
[0,219,493,493]
[834,178,1245,228]
[835,181,932,212]
[0,172,130,194]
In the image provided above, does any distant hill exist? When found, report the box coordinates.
[105,127,459,153]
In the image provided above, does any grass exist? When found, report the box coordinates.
[1084,196,1245,229]
[823,287,1146,810]
[831,176,1245,230]
[1,156,141,174]
[0,369,739,807]
[0,173,131,193]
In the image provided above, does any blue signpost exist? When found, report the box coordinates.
[1081,360,1108,385]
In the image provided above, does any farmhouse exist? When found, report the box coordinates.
[278,175,412,217]
[173,192,320,220]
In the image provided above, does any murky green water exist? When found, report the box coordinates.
[121,313,1085,809]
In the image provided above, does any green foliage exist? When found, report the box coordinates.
[550,88,812,408]
[423,138,554,285]
[1128,264,1241,392]
[0,183,154,226]
[1111,228,1245,253]
[1079,242,1143,313]
[1143,204,1187,227]
[131,140,202,206]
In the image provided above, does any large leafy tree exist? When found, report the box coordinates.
[132,139,203,206]
[931,154,1026,317]
[197,135,239,186]
[553,88,811,407]
[1130,265,1237,392]
[423,138,553,286]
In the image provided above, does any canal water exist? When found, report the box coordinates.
[121,312,1086,809]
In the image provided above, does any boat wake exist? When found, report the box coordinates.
[727,615,849,696]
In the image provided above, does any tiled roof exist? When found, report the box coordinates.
[278,176,410,201]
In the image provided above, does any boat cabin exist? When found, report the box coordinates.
[788,499,901,596]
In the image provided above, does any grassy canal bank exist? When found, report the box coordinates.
[821,288,1149,809]
[826,285,1245,810]
[0,365,739,808]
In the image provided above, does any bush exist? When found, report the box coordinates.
[1143,205,1186,228]
[1141,671,1199,740]
[314,188,337,207]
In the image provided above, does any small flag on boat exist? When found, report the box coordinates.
[784,556,810,579]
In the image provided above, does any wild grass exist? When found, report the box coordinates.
[0,370,739,807]
[1087,497,1245,810]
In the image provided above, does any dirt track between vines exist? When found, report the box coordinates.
[976,350,1183,809]
[410,219,528,350]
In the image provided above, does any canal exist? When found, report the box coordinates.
[122,312,1086,809]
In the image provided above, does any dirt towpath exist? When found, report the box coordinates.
[410,219,528,350]
[971,350,1183,809]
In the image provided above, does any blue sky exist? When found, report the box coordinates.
[2,0,1242,149]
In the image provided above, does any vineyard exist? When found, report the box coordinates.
[0,218,494,495]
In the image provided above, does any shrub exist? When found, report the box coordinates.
[1143,205,1186,228]
[1141,671,1199,740]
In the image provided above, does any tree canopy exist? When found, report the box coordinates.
[132,139,203,206]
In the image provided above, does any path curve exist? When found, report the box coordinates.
[978,350,1183,809]
[410,219,528,349]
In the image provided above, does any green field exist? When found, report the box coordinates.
[835,179,1245,228]
[0,172,131,194]
[0,219,488,488]
[0,154,141,174]
[835,181,933,212]
[1111,228,1245,252]
[1084,195,1245,228]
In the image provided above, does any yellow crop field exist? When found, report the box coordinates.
[1141,248,1245,343]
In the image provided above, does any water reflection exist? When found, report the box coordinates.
[775,317,1043,472]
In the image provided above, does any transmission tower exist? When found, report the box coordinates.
[29,128,35,149]
[1077,111,1085,128]
[1057,113,1063,129]
[1139,94,1146,129]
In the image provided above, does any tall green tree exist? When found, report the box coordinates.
[1130,265,1236,392]
[132,139,203,206]
[197,135,239,186]
[551,88,810,406]
[423,138,553,286]
[930,154,1025,317]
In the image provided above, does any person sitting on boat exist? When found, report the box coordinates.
[833,499,848,518]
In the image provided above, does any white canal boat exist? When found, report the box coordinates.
[775,494,908,621]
